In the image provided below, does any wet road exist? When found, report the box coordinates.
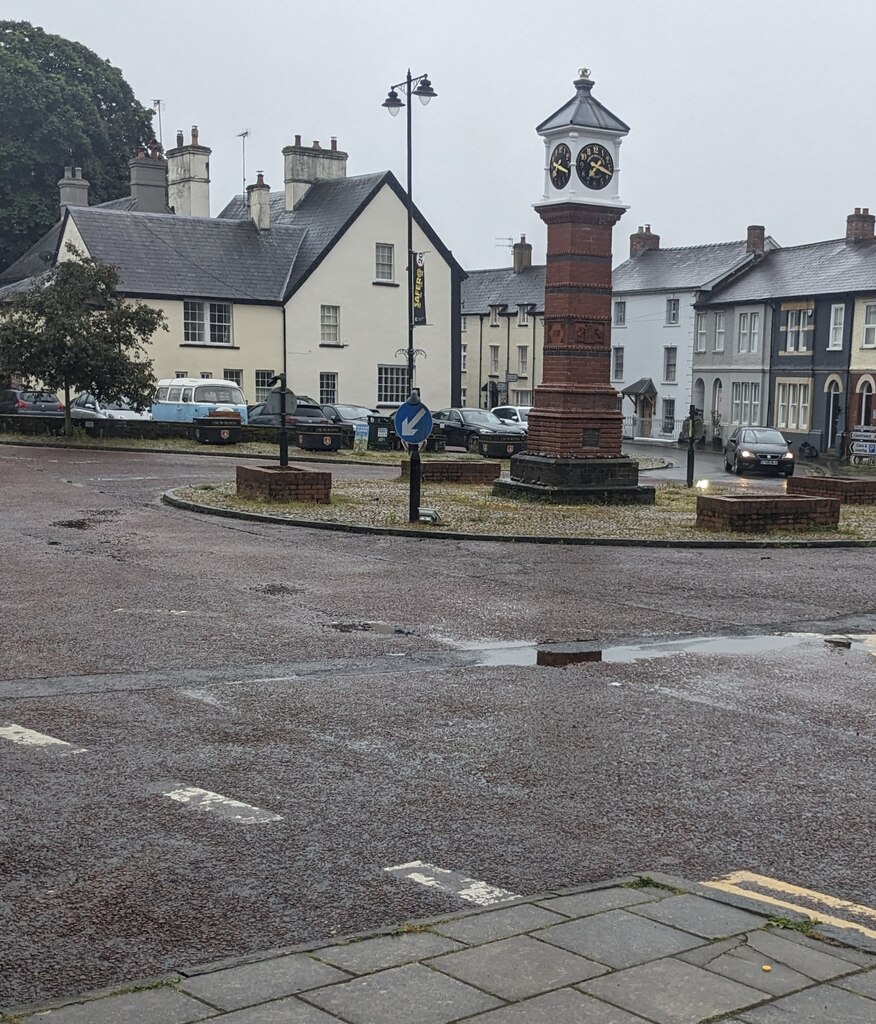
[1,444,874,1007]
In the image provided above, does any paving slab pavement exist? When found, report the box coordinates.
[6,874,876,1024]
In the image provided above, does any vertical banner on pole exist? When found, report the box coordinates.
[412,252,427,326]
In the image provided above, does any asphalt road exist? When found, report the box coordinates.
[1,444,873,1008]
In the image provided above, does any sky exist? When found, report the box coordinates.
[6,0,876,270]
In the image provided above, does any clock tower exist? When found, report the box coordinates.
[495,70,655,505]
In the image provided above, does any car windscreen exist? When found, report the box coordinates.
[744,429,787,445]
[519,409,529,422]
[336,405,372,419]
[294,405,327,417]
[194,385,245,404]
[464,410,503,425]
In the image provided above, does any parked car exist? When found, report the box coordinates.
[491,405,531,427]
[723,427,795,477]
[320,403,376,425]
[152,378,248,423]
[0,389,64,415]
[70,393,151,420]
[433,407,528,452]
[248,391,330,426]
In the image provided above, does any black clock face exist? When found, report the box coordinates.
[576,143,614,190]
[549,143,572,189]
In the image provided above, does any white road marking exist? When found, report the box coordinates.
[113,608,194,615]
[384,860,521,906]
[0,723,87,755]
[179,688,226,708]
[163,786,282,824]
[228,675,300,685]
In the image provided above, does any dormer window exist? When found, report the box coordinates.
[490,305,502,327]
[517,304,529,327]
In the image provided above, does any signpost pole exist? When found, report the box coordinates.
[686,403,696,488]
[269,373,289,467]
[394,393,433,524]
[409,445,421,523]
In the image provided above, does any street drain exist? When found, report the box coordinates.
[464,632,876,667]
[328,622,415,636]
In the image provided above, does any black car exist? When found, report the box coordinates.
[723,427,795,477]
[248,391,330,427]
[0,389,64,415]
[433,407,527,452]
[320,403,375,425]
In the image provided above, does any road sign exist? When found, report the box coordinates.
[394,399,433,447]
[505,372,519,383]
[850,430,876,441]
[850,440,876,455]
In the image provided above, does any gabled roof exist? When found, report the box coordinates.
[536,75,630,135]
[704,237,876,304]
[612,241,753,294]
[66,206,308,302]
[0,222,62,285]
[218,171,464,293]
[622,377,657,397]
[461,266,545,314]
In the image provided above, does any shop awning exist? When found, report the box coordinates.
[621,377,657,397]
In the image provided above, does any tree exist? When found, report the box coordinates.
[0,21,155,268]
[0,246,167,434]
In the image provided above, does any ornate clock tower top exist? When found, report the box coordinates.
[537,69,629,210]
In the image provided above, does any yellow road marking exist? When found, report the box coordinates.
[703,870,876,940]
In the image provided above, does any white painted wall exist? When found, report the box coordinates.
[284,181,453,409]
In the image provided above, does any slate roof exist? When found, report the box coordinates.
[536,76,630,135]
[612,241,753,294]
[461,266,546,313]
[704,237,876,304]
[0,222,62,285]
[66,207,307,302]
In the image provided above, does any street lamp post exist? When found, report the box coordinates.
[382,70,436,399]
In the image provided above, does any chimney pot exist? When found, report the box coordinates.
[855,207,861,215]
[331,137,337,151]
[176,130,184,147]
[191,125,199,145]
[295,134,301,146]
[865,208,870,215]
[313,140,320,148]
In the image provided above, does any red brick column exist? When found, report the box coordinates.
[526,202,625,458]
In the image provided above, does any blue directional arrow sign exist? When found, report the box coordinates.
[394,398,433,447]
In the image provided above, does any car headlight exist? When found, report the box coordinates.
[782,452,794,460]
[740,449,754,458]
[479,428,491,434]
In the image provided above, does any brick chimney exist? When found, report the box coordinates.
[746,225,765,254]
[128,140,168,214]
[166,125,211,217]
[512,234,532,273]
[58,166,89,211]
[629,224,660,257]
[846,207,875,242]
[282,135,348,210]
[246,172,271,231]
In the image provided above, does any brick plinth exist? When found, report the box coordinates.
[495,454,655,505]
[696,495,839,532]
[788,476,876,503]
[236,464,331,504]
[400,460,501,484]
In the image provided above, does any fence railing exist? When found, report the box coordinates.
[622,415,686,441]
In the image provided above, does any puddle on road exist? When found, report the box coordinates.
[328,621,416,636]
[464,632,876,668]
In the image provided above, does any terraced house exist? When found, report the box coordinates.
[0,131,464,412]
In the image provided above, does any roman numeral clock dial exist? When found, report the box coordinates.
[576,143,614,190]
[549,143,571,189]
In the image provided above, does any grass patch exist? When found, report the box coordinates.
[624,876,686,894]
[766,915,820,935]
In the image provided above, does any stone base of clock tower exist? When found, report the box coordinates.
[494,453,655,505]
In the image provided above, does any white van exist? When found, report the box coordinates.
[152,378,249,423]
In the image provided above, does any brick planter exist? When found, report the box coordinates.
[788,476,876,504]
[696,495,840,533]
[400,459,501,484]
[236,464,331,504]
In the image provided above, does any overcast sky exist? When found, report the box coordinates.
[6,0,876,270]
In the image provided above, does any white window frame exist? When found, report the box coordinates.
[665,297,680,325]
[461,315,467,333]
[730,381,759,425]
[750,311,760,354]
[863,303,876,348]
[828,304,845,350]
[377,364,410,405]
[184,301,232,345]
[612,346,624,380]
[319,372,338,405]
[663,346,677,383]
[695,314,706,353]
[489,345,500,376]
[375,243,394,281]
[661,398,676,435]
[785,308,811,352]
[183,301,204,344]
[223,369,243,387]
[460,343,467,372]
[517,304,529,327]
[517,345,529,375]
[490,305,501,327]
[320,305,341,345]
[774,379,811,431]
[714,312,725,353]
[254,369,275,404]
[737,312,749,353]
[614,300,626,327]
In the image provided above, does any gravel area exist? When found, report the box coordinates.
[172,478,876,542]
